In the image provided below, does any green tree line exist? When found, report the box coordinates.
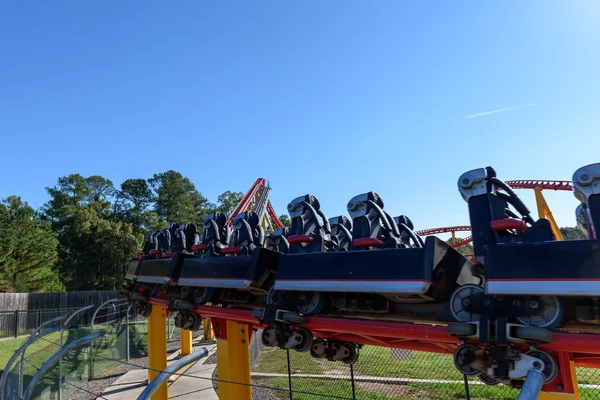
[0,170,289,293]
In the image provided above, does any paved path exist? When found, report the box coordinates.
[100,342,218,400]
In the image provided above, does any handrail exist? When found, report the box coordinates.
[58,305,94,400]
[28,314,68,340]
[0,327,62,400]
[516,369,545,400]
[91,298,121,329]
[59,305,94,346]
[137,347,209,400]
[22,331,105,400]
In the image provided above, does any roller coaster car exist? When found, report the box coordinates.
[447,166,598,388]
[329,216,352,251]
[573,162,600,239]
[172,212,275,328]
[172,247,281,330]
[287,194,333,253]
[192,212,230,256]
[347,192,403,249]
[273,234,477,317]
[265,227,290,254]
[128,223,201,317]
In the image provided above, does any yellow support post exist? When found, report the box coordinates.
[534,187,564,241]
[451,231,456,244]
[148,306,168,400]
[217,320,251,400]
[180,328,193,356]
[203,318,214,340]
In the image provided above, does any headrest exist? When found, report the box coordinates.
[394,215,414,230]
[233,211,260,229]
[347,192,384,219]
[287,194,321,215]
[329,216,352,230]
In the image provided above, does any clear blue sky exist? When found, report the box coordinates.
[1,1,599,232]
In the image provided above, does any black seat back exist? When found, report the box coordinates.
[184,223,199,251]
[201,212,230,247]
[394,215,424,247]
[231,211,264,254]
[142,232,158,254]
[347,192,401,248]
[329,216,352,251]
[287,194,332,253]
[171,224,186,253]
[157,228,172,251]
[265,227,290,253]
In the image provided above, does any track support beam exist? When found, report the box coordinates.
[216,320,251,400]
[180,328,193,356]
[148,305,168,400]
[534,186,564,241]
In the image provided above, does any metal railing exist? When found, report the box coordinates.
[137,348,209,400]
[22,332,105,400]
[0,308,84,339]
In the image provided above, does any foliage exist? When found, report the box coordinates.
[53,202,141,290]
[216,190,244,215]
[278,214,291,228]
[117,178,163,232]
[148,170,210,224]
[0,196,63,292]
[560,226,587,240]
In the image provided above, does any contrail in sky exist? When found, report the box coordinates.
[465,103,539,119]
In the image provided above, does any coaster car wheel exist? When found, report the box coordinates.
[341,342,359,365]
[454,344,480,376]
[293,328,313,353]
[449,284,483,323]
[516,296,563,329]
[525,350,557,383]
[194,287,214,306]
[297,292,326,316]
[261,326,278,347]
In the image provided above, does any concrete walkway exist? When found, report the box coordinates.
[100,341,218,400]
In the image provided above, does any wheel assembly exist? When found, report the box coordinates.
[525,350,557,383]
[261,326,278,347]
[310,339,326,359]
[296,292,325,316]
[478,374,499,386]
[185,313,202,331]
[341,342,359,365]
[293,328,313,352]
[516,296,563,329]
[193,287,214,306]
[174,311,184,328]
[449,284,483,322]
[453,344,480,376]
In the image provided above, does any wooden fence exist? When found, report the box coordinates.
[0,290,123,338]
[0,290,121,312]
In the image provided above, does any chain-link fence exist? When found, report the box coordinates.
[243,329,600,400]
